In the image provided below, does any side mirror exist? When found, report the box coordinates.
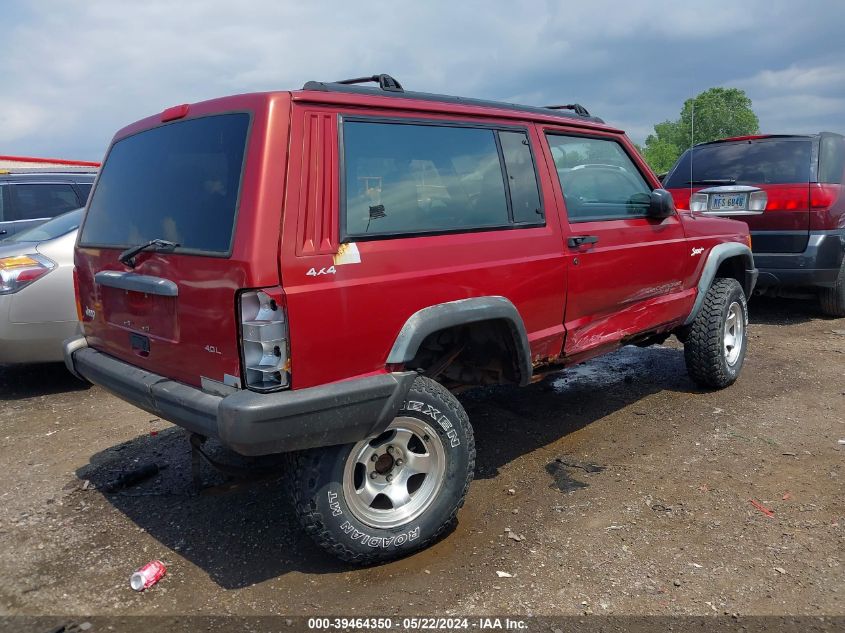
[648,189,676,219]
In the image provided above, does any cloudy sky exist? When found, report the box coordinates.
[2,0,844,161]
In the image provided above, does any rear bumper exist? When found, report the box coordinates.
[0,307,80,364]
[64,337,417,456]
[754,229,845,289]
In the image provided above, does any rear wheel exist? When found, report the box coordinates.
[819,259,845,317]
[684,277,748,389]
[288,376,475,564]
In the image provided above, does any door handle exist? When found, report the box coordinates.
[0,230,7,235]
[568,235,599,248]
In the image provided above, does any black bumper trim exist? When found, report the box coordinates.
[65,339,417,456]
[745,268,759,297]
[754,229,845,289]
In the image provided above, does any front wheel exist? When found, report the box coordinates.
[684,277,749,389]
[288,376,475,564]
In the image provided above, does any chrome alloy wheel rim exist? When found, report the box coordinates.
[723,301,744,366]
[343,417,446,529]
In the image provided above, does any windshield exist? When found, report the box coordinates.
[664,138,813,188]
[79,112,250,255]
[9,207,84,242]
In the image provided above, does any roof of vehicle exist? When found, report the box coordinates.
[113,74,624,145]
[692,132,843,148]
[0,154,99,168]
[0,170,97,182]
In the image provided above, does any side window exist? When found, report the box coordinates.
[546,135,652,222]
[76,183,93,204]
[0,186,8,222]
[499,131,543,223]
[819,136,845,184]
[342,121,543,239]
[11,183,80,221]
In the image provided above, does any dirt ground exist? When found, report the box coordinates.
[0,297,842,618]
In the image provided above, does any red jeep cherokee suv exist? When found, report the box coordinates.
[664,133,845,315]
[65,74,756,563]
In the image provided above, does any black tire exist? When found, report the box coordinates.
[819,259,845,317]
[684,277,748,389]
[288,376,475,565]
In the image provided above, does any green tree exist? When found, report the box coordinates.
[642,87,760,174]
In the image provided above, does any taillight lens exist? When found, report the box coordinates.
[689,193,708,212]
[810,183,840,209]
[0,254,56,295]
[239,289,289,392]
[748,190,768,211]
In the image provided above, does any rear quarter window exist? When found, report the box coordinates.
[80,113,250,255]
[819,135,845,184]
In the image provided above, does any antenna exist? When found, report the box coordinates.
[689,99,695,207]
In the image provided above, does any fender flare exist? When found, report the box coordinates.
[684,242,756,325]
[386,296,533,387]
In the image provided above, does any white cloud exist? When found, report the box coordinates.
[727,64,845,134]
[0,0,843,157]
[0,101,50,144]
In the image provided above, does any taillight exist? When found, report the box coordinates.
[760,186,809,211]
[810,183,839,209]
[73,267,84,321]
[239,289,289,392]
[0,254,56,295]
[669,189,692,211]
[747,190,768,211]
[689,193,708,212]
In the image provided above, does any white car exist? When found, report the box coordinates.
[0,208,82,364]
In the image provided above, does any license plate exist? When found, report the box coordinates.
[710,192,747,211]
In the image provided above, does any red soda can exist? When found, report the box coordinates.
[130,560,166,591]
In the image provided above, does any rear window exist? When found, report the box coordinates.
[664,138,812,188]
[80,113,250,254]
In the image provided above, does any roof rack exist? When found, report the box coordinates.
[335,74,404,92]
[300,74,603,124]
[543,103,591,117]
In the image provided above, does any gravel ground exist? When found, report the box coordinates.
[0,297,842,618]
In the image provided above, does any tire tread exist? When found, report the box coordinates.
[684,277,745,389]
[819,260,845,317]
[288,377,475,565]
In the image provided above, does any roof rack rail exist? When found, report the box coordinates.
[299,78,604,124]
[332,74,403,92]
[544,103,591,117]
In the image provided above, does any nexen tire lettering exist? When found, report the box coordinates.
[404,400,460,448]
[340,521,421,548]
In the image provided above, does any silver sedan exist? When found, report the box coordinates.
[0,208,83,364]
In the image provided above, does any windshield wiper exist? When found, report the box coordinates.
[684,178,737,185]
[119,239,180,267]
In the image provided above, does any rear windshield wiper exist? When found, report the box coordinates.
[683,178,737,185]
[118,239,180,267]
